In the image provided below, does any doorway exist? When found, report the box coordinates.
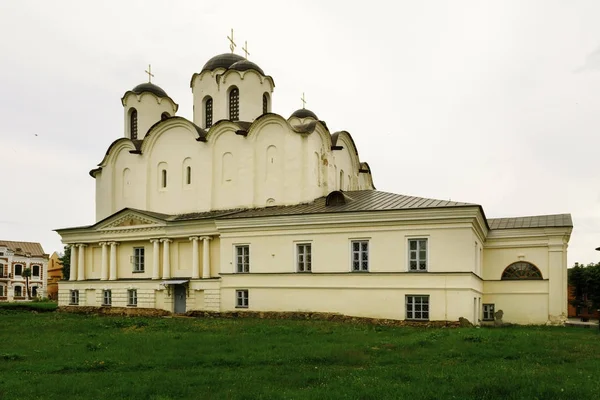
[174,285,186,314]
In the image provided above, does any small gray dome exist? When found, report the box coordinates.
[202,53,245,72]
[229,59,265,75]
[131,82,168,98]
[291,108,318,120]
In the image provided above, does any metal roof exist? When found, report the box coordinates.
[0,240,46,256]
[487,214,573,230]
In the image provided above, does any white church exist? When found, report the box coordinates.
[56,44,572,325]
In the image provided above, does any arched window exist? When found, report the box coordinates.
[161,112,170,120]
[32,265,40,277]
[501,262,542,280]
[229,88,239,121]
[205,97,213,128]
[130,108,138,140]
[14,264,23,276]
[161,169,167,188]
[263,93,269,114]
[186,166,192,185]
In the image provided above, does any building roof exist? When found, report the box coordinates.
[290,108,318,120]
[487,214,573,230]
[131,82,169,98]
[201,53,245,72]
[229,60,265,75]
[0,240,46,256]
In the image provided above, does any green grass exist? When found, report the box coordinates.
[0,301,57,312]
[1,310,599,400]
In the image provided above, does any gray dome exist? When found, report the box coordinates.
[229,59,265,75]
[202,53,245,72]
[291,108,318,120]
[131,82,168,98]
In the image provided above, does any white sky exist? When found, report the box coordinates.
[0,0,599,265]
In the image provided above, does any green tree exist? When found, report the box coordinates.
[569,262,600,313]
[22,268,32,299]
[59,245,71,280]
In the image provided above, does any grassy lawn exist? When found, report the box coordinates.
[0,301,57,312]
[1,311,599,400]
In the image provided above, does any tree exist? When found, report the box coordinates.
[568,262,600,314]
[59,245,71,280]
[22,268,32,299]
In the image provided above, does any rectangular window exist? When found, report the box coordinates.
[132,247,145,272]
[70,290,79,305]
[0,286,4,296]
[351,240,369,271]
[236,289,249,308]
[406,295,429,320]
[235,245,250,273]
[297,243,312,272]
[408,239,428,271]
[482,304,495,321]
[127,289,137,306]
[161,169,167,188]
[14,264,23,276]
[14,286,22,297]
[32,265,40,277]
[103,290,112,306]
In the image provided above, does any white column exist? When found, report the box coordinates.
[69,244,77,281]
[100,242,108,281]
[190,237,199,279]
[161,239,172,279]
[77,244,86,281]
[202,236,212,279]
[151,239,161,280]
[109,242,118,281]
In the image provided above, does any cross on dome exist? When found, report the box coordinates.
[145,64,154,83]
[242,41,250,59]
[227,28,237,53]
[301,92,307,109]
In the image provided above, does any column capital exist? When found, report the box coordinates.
[77,243,87,248]
[199,236,213,241]
[160,238,172,243]
[149,238,161,244]
[108,241,119,246]
[99,241,107,246]
[189,236,199,241]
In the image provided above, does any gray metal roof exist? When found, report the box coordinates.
[487,214,573,230]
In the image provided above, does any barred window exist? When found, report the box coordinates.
[205,97,213,128]
[263,93,268,114]
[229,88,239,121]
[501,262,542,280]
[351,240,369,271]
[406,295,429,320]
[130,108,138,139]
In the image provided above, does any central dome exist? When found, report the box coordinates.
[201,53,245,72]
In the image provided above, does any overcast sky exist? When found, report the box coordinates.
[0,0,598,265]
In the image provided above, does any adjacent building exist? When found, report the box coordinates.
[46,252,64,300]
[0,241,49,301]
[55,50,572,324]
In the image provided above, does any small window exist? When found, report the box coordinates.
[482,304,495,321]
[236,289,249,308]
[132,247,145,272]
[130,108,138,140]
[501,262,542,280]
[262,93,268,114]
[127,289,137,307]
[186,166,192,185]
[103,290,112,306]
[408,239,428,272]
[0,285,4,297]
[161,169,167,188]
[14,264,23,276]
[32,265,40,277]
[297,243,312,272]
[235,245,250,273]
[351,240,369,272]
[406,295,429,320]
[229,88,239,121]
[70,290,79,305]
[205,97,213,128]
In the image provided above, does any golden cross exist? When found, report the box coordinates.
[242,40,250,59]
[301,92,307,109]
[145,64,154,83]
[227,28,236,53]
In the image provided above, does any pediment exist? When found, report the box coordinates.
[96,210,167,231]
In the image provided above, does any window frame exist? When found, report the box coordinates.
[296,243,312,273]
[132,247,145,273]
[408,238,428,272]
[70,289,79,305]
[0,285,4,297]
[406,295,430,321]
[185,166,192,185]
[350,240,369,272]
[205,96,213,128]
[234,245,250,273]
[127,289,138,307]
[32,264,40,278]
[103,290,112,306]
[482,303,495,321]
[236,289,249,308]
[161,169,167,189]
[14,264,23,276]
[130,108,138,140]
[229,87,240,121]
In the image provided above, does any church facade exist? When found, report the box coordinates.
[56,51,572,325]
